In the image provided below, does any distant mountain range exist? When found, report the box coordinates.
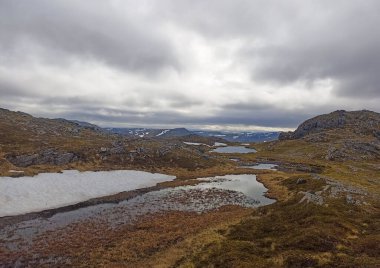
[105,127,279,142]
[193,130,279,142]
[104,127,192,138]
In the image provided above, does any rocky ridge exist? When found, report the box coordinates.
[279,110,380,140]
[278,110,380,161]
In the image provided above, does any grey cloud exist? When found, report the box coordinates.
[0,90,368,130]
[0,92,204,124]
[210,104,325,128]
[0,1,179,74]
[0,93,301,128]
[0,81,37,99]
[38,103,315,129]
[82,109,307,129]
[0,0,379,130]
[238,1,380,98]
[155,0,296,39]
[120,90,202,109]
[157,0,380,99]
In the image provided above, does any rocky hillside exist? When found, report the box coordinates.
[279,110,380,140]
[275,110,380,162]
[0,108,106,139]
[0,108,222,176]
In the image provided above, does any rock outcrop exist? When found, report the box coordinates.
[279,110,380,140]
[325,140,380,161]
[278,110,380,161]
[6,149,79,167]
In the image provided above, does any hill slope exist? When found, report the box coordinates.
[173,110,380,267]
[279,110,380,140]
[277,110,380,161]
[0,108,222,176]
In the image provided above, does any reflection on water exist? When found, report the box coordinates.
[191,175,274,205]
[211,146,257,153]
[1,174,274,252]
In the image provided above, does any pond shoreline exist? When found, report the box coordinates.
[0,170,278,228]
[0,168,282,267]
[0,184,161,229]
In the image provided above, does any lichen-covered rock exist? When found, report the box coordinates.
[299,191,324,205]
[325,141,380,161]
[6,149,79,167]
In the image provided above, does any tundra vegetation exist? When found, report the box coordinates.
[0,109,379,267]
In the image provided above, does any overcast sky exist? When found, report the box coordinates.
[1,0,379,131]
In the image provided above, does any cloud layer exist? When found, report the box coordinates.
[1,0,379,130]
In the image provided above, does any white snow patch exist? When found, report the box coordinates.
[214,142,227,147]
[9,170,24,173]
[183,142,212,147]
[156,129,170,136]
[0,170,175,217]
[183,142,208,146]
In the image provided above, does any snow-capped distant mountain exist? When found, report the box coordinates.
[105,127,192,138]
[105,127,279,142]
[193,131,279,142]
